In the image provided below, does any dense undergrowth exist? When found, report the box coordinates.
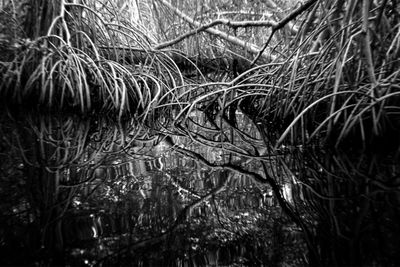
[1,0,399,151]
[0,0,187,122]
[234,1,400,151]
[1,0,400,266]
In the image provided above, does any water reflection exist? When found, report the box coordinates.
[289,148,400,266]
[1,109,399,266]
[0,110,305,266]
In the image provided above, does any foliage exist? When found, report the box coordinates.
[242,1,400,150]
[152,0,300,62]
[0,0,185,122]
[1,0,400,266]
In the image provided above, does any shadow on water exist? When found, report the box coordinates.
[288,147,400,266]
[0,109,305,266]
[0,109,399,266]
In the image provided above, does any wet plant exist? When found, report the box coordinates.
[1,0,400,266]
[231,0,400,151]
[0,1,186,122]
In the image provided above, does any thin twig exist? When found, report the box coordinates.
[155,19,277,50]
[157,0,270,60]
[251,0,319,66]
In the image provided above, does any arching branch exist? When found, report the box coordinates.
[156,0,274,61]
[154,19,277,50]
[251,0,319,65]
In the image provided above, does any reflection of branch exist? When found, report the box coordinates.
[253,123,320,264]
[210,195,237,236]
[95,172,232,266]
[167,172,201,199]
[170,124,318,261]
[171,173,232,228]
[59,162,103,187]
[172,142,268,184]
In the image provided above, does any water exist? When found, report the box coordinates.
[0,109,399,266]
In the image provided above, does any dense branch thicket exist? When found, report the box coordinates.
[0,0,400,266]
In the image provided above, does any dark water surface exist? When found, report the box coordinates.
[0,110,399,266]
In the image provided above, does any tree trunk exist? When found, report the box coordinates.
[23,0,62,39]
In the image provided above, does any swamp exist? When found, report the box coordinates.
[0,0,400,266]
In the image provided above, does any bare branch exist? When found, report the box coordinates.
[251,0,319,66]
[155,19,277,50]
[156,0,272,60]
[95,169,233,266]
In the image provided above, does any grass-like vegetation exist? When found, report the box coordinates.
[0,1,186,123]
[1,1,400,266]
[1,0,397,151]
[176,0,400,151]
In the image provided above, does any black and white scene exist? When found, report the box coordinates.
[0,0,399,266]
